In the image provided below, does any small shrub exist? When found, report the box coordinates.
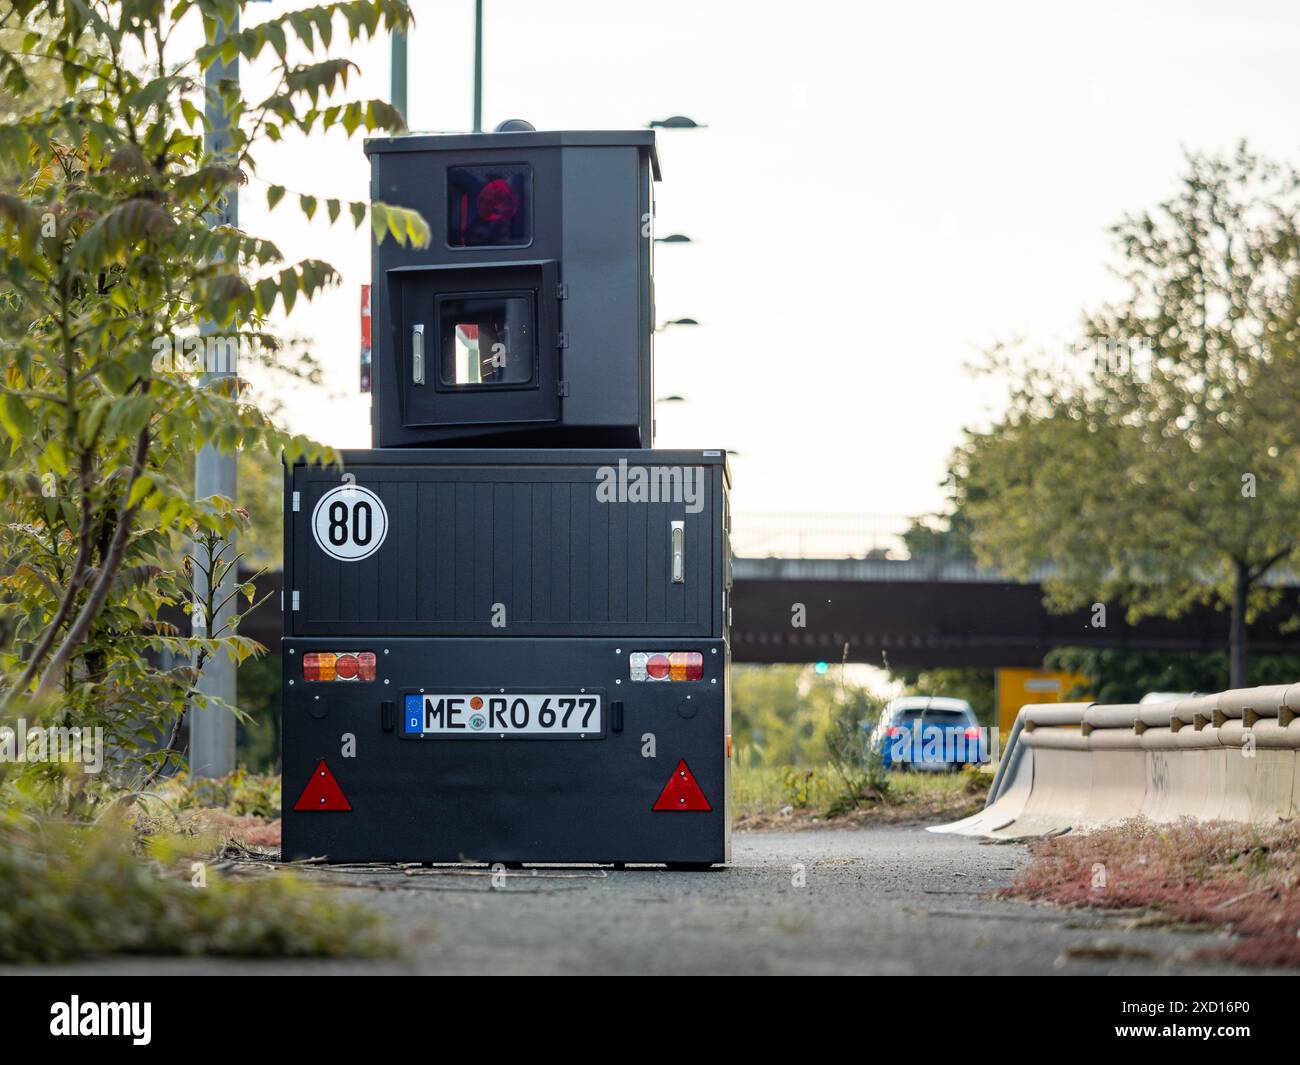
[822,700,889,817]
[0,813,392,964]
[160,768,281,818]
[780,767,828,809]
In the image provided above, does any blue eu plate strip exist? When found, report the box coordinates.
[404,694,423,734]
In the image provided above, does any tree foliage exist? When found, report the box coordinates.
[1044,646,1300,706]
[953,145,1300,686]
[0,0,426,804]
[731,664,879,765]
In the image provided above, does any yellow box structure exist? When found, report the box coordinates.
[995,668,1091,740]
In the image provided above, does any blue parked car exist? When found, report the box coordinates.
[870,696,985,771]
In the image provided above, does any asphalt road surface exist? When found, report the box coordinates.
[20,823,1259,976]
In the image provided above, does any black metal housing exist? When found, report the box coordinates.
[283,449,729,638]
[281,449,733,865]
[366,131,659,448]
[282,127,731,867]
[281,636,731,864]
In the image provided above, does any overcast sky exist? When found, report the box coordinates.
[237,0,1300,524]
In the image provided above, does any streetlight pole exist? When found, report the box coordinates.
[391,24,408,123]
[393,4,481,132]
[192,12,239,778]
[473,0,483,132]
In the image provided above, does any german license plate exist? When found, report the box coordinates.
[402,693,602,738]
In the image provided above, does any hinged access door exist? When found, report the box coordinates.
[390,260,560,428]
[285,457,722,639]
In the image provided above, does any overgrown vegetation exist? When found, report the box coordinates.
[160,766,280,817]
[0,0,426,805]
[0,810,391,963]
[820,693,891,817]
[733,753,988,828]
[1002,818,1300,968]
[0,0,427,960]
[730,663,874,764]
[729,659,996,825]
[730,658,898,820]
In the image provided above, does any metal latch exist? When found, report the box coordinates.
[412,323,425,384]
[291,590,300,612]
[291,491,300,512]
[671,521,685,583]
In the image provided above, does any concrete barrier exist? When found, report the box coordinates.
[931,683,1300,839]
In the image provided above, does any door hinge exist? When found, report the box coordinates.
[557,380,570,397]
[291,491,300,512]
[556,282,569,300]
[557,332,569,349]
[291,590,300,612]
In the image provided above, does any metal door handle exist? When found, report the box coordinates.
[671,520,685,583]
[412,323,425,384]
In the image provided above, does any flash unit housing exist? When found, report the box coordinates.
[366,131,660,449]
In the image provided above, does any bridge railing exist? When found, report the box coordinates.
[730,513,974,562]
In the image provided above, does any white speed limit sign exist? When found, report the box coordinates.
[311,484,389,562]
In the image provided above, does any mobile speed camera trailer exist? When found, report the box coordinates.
[281,126,732,867]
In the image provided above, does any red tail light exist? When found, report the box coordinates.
[303,651,376,682]
[335,654,359,680]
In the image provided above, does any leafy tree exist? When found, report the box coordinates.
[1044,646,1300,705]
[0,21,66,128]
[731,664,879,766]
[236,439,286,569]
[901,511,973,561]
[235,650,280,770]
[954,145,1300,687]
[0,0,427,802]
[730,665,811,764]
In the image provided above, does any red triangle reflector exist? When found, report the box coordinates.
[293,760,352,812]
[653,759,712,812]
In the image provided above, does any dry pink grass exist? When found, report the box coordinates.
[999,818,1300,968]
[189,809,282,849]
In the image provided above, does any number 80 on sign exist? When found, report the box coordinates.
[311,484,389,562]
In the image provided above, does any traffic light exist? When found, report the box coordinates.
[365,127,660,447]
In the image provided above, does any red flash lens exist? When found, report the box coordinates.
[477,179,519,223]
